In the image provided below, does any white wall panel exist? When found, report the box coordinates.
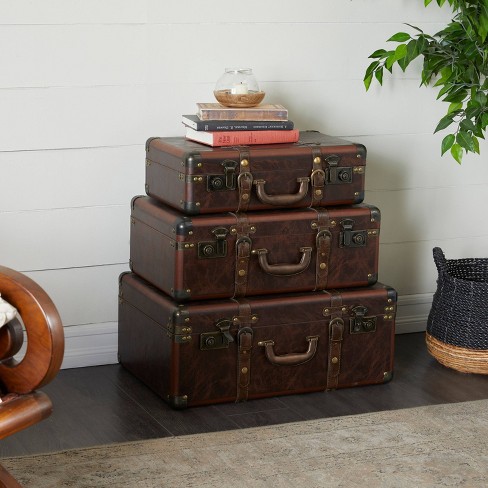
[0,146,145,211]
[0,25,147,88]
[25,265,127,327]
[0,206,129,270]
[0,1,451,25]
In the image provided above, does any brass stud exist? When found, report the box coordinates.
[356,154,361,159]
[241,194,249,200]
[387,299,392,303]
[197,163,202,168]
[371,218,375,222]
[319,263,327,270]
[331,357,338,364]
[188,231,193,235]
[342,307,347,312]
[368,274,372,278]
[186,289,191,293]
[315,189,322,196]
[330,221,336,226]
[354,192,359,196]
[241,159,249,166]
[196,202,201,206]
[250,226,256,232]
[185,317,190,322]
[311,222,318,229]
[241,367,248,374]
[251,315,258,322]
[323,308,329,315]
[233,317,239,323]
[238,269,246,277]
[230,227,237,235]
[313,156,321,164]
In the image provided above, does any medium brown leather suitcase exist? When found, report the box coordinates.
[118,272,396,409]
[130,196,380,301]
[145,131,366,214]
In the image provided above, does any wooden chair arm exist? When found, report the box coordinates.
[0,391,53,440]
[0,266,64,394]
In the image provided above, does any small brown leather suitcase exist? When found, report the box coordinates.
[145,131,366,214]
[118,272,396,409]
[130,196,380,301]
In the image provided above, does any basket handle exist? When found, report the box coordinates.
[432,247,448,276]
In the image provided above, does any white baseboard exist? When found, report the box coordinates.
[59,293,434,369]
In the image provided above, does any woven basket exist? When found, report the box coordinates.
[426,247,488,374]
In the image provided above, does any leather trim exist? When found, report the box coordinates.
[236,327,253,402]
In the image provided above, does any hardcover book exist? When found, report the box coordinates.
[196,103,288,121]
[182,114,294,131]
[185,127,299,147]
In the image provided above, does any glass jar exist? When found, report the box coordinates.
[214,68,265,108]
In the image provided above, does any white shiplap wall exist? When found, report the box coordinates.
[1,1,487,368]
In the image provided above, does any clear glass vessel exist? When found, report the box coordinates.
[214,68,265,108]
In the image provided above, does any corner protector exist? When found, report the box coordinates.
[383,371,393,383]
[167,394,188,410]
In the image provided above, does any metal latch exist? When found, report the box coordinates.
[200,319,235,350]
[350,305,376,334]
[340,219,367,247]
[326,155,352,184]
[198,227,228,259]
[207,160,238,192]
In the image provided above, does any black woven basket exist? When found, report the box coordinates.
[426,247,488,373]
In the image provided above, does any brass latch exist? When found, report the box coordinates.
[198,227,228,259]
[200,319,235,350]
[349,305,376,334]
[340,219,367,248]
[207,160,238,192]
[326,155,352,184]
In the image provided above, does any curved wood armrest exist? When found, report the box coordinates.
[0,266,64,394]
[0,391,53,440]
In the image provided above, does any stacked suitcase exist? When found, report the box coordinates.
[118,130,397,409]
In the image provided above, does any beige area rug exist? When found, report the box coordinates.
[3,400,488,488]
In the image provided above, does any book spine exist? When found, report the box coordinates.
[187,120,294,131]
[198,109,288,121]
[190,130,300,147]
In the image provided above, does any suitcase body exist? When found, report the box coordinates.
[130,196,381,301]
[145,131,366,215]
[118,272,396,409]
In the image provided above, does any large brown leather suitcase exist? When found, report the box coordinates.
[130,196,381,301]
[118,272,396,409]
[145,131,366,214]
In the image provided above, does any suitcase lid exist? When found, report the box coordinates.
[146,131,366,174]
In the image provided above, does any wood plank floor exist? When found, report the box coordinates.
[2,332,488,457]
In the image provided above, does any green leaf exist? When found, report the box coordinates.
[364,73,374,91]
[473,136,480,154]
[441,134,455,155]
[460,119,477,132]
[424,0,433,6]
[404,23,424,34]
[456,131,475,152]
[443,88,468,103]
[447,102,463,114]
[368,49,388,59]
[450,143,463,164]
[364,61,380,79]
[434,113,456,133]
[374,68,383,85]
[393,44,408,63]
[387,32,411,43]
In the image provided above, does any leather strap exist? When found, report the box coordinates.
[326,291,344,389]
[237,148,252,212]
[232,213,252,298]
[233,299,254,402]
[310,146,325,206]
[313,208,332,290]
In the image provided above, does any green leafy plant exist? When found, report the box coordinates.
[364,0,488,163]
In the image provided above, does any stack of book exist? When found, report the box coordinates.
[182,103,298,147]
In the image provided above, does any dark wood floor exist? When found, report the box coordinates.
[2,332,488,458]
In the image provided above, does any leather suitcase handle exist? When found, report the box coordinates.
[258,336,319,366]
[253,247,312,276]
[253,177,310,206]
